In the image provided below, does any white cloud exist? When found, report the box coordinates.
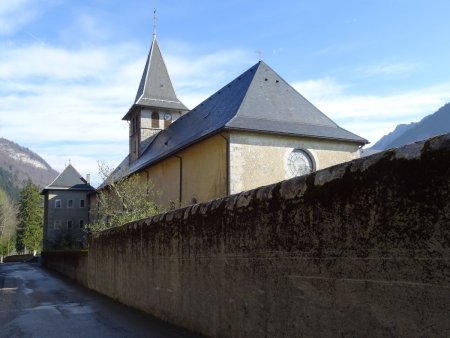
[292,78,346,101]
[292,79,450,145]
[0,0,56,35]
[357,62,418,77]
[0,41,254,182]
[0,43,136,80]
[3,31,447,181]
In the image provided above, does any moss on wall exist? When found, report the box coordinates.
[45,134,450,338]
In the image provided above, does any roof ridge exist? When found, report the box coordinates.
[237,61,339,128]
[232,61,264,120]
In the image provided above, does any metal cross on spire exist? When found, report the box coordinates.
[153,9,157,39]
[255,49,263,61]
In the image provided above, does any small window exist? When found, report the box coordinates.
[68,220,73,229]
[132,116,136,133]
[133,140,138,154]
[79,199,85,208]
[79,220,84,228]
[55,199,61,208]
[151,112,159,128]
[67,199,74,208]
[54,220,61,229]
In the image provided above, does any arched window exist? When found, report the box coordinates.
[151,112,159,128]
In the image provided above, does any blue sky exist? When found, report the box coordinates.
[1,0,450,186]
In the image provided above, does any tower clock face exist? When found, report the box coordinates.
[287,149,314,177]
[164,113,172,121]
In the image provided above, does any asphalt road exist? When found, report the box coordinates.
[0,262,201,338]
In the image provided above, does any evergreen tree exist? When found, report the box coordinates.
[0,188,18,261]
[18,181,43,255]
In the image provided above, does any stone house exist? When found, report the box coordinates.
[41,164,95,249]
[105,35,367,209]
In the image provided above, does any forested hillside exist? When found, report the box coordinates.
[0,138,58,200]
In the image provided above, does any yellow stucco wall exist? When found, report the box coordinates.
[229,131,360,194]
[143,156,180,208]
[141,134,227,208]
[180,134,227,206]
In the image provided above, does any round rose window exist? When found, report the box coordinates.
[287,149,314,177]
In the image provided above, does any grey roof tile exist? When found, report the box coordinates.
[42,164,95,192]
[127,61,367,175]
[123,38,187,120]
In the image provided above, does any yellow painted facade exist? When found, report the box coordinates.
[144,156,180,207]
[140,134,228,208]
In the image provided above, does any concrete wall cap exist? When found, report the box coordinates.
[280,176,308,200]
[424,133,450,152]
[314,162,349,187]
[393,142,423,161]
[173,208,185,220]
[190,203,201,216]
[226,194,239,211]
[236,191,253,209]
[255,184,275,201]
[210,198,224,211]
[199,202,211,215]
[359,151,389,173]
[165,211,175,222]
[183,207,192,220]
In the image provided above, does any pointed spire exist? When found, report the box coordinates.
[133,39,187,109]
[122,15,188,120]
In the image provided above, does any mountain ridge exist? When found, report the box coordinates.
[0,138,59,200]
[371,103,450,150]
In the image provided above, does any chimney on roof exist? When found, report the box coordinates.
[86,174,90,184]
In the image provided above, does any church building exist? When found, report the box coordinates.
[112,34,367,208]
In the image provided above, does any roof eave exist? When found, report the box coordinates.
[41,186,95,191]
[122,102,189,121]
[129,125,366,177]
[224,126,368,145]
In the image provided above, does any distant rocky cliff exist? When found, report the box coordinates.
[0,138,58,200]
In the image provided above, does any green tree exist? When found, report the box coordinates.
[0,188,18,261]
[18,181,43,255]
[87,162,163,232]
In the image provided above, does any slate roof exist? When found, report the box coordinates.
[122,37,187,120]
[126,61,368,175]
[41,164,95,192]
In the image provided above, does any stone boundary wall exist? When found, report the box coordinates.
[42,251,88,286]
[3,254,34,263]
[43,134,450,337]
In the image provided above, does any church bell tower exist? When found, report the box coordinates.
[122,21,188,163]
